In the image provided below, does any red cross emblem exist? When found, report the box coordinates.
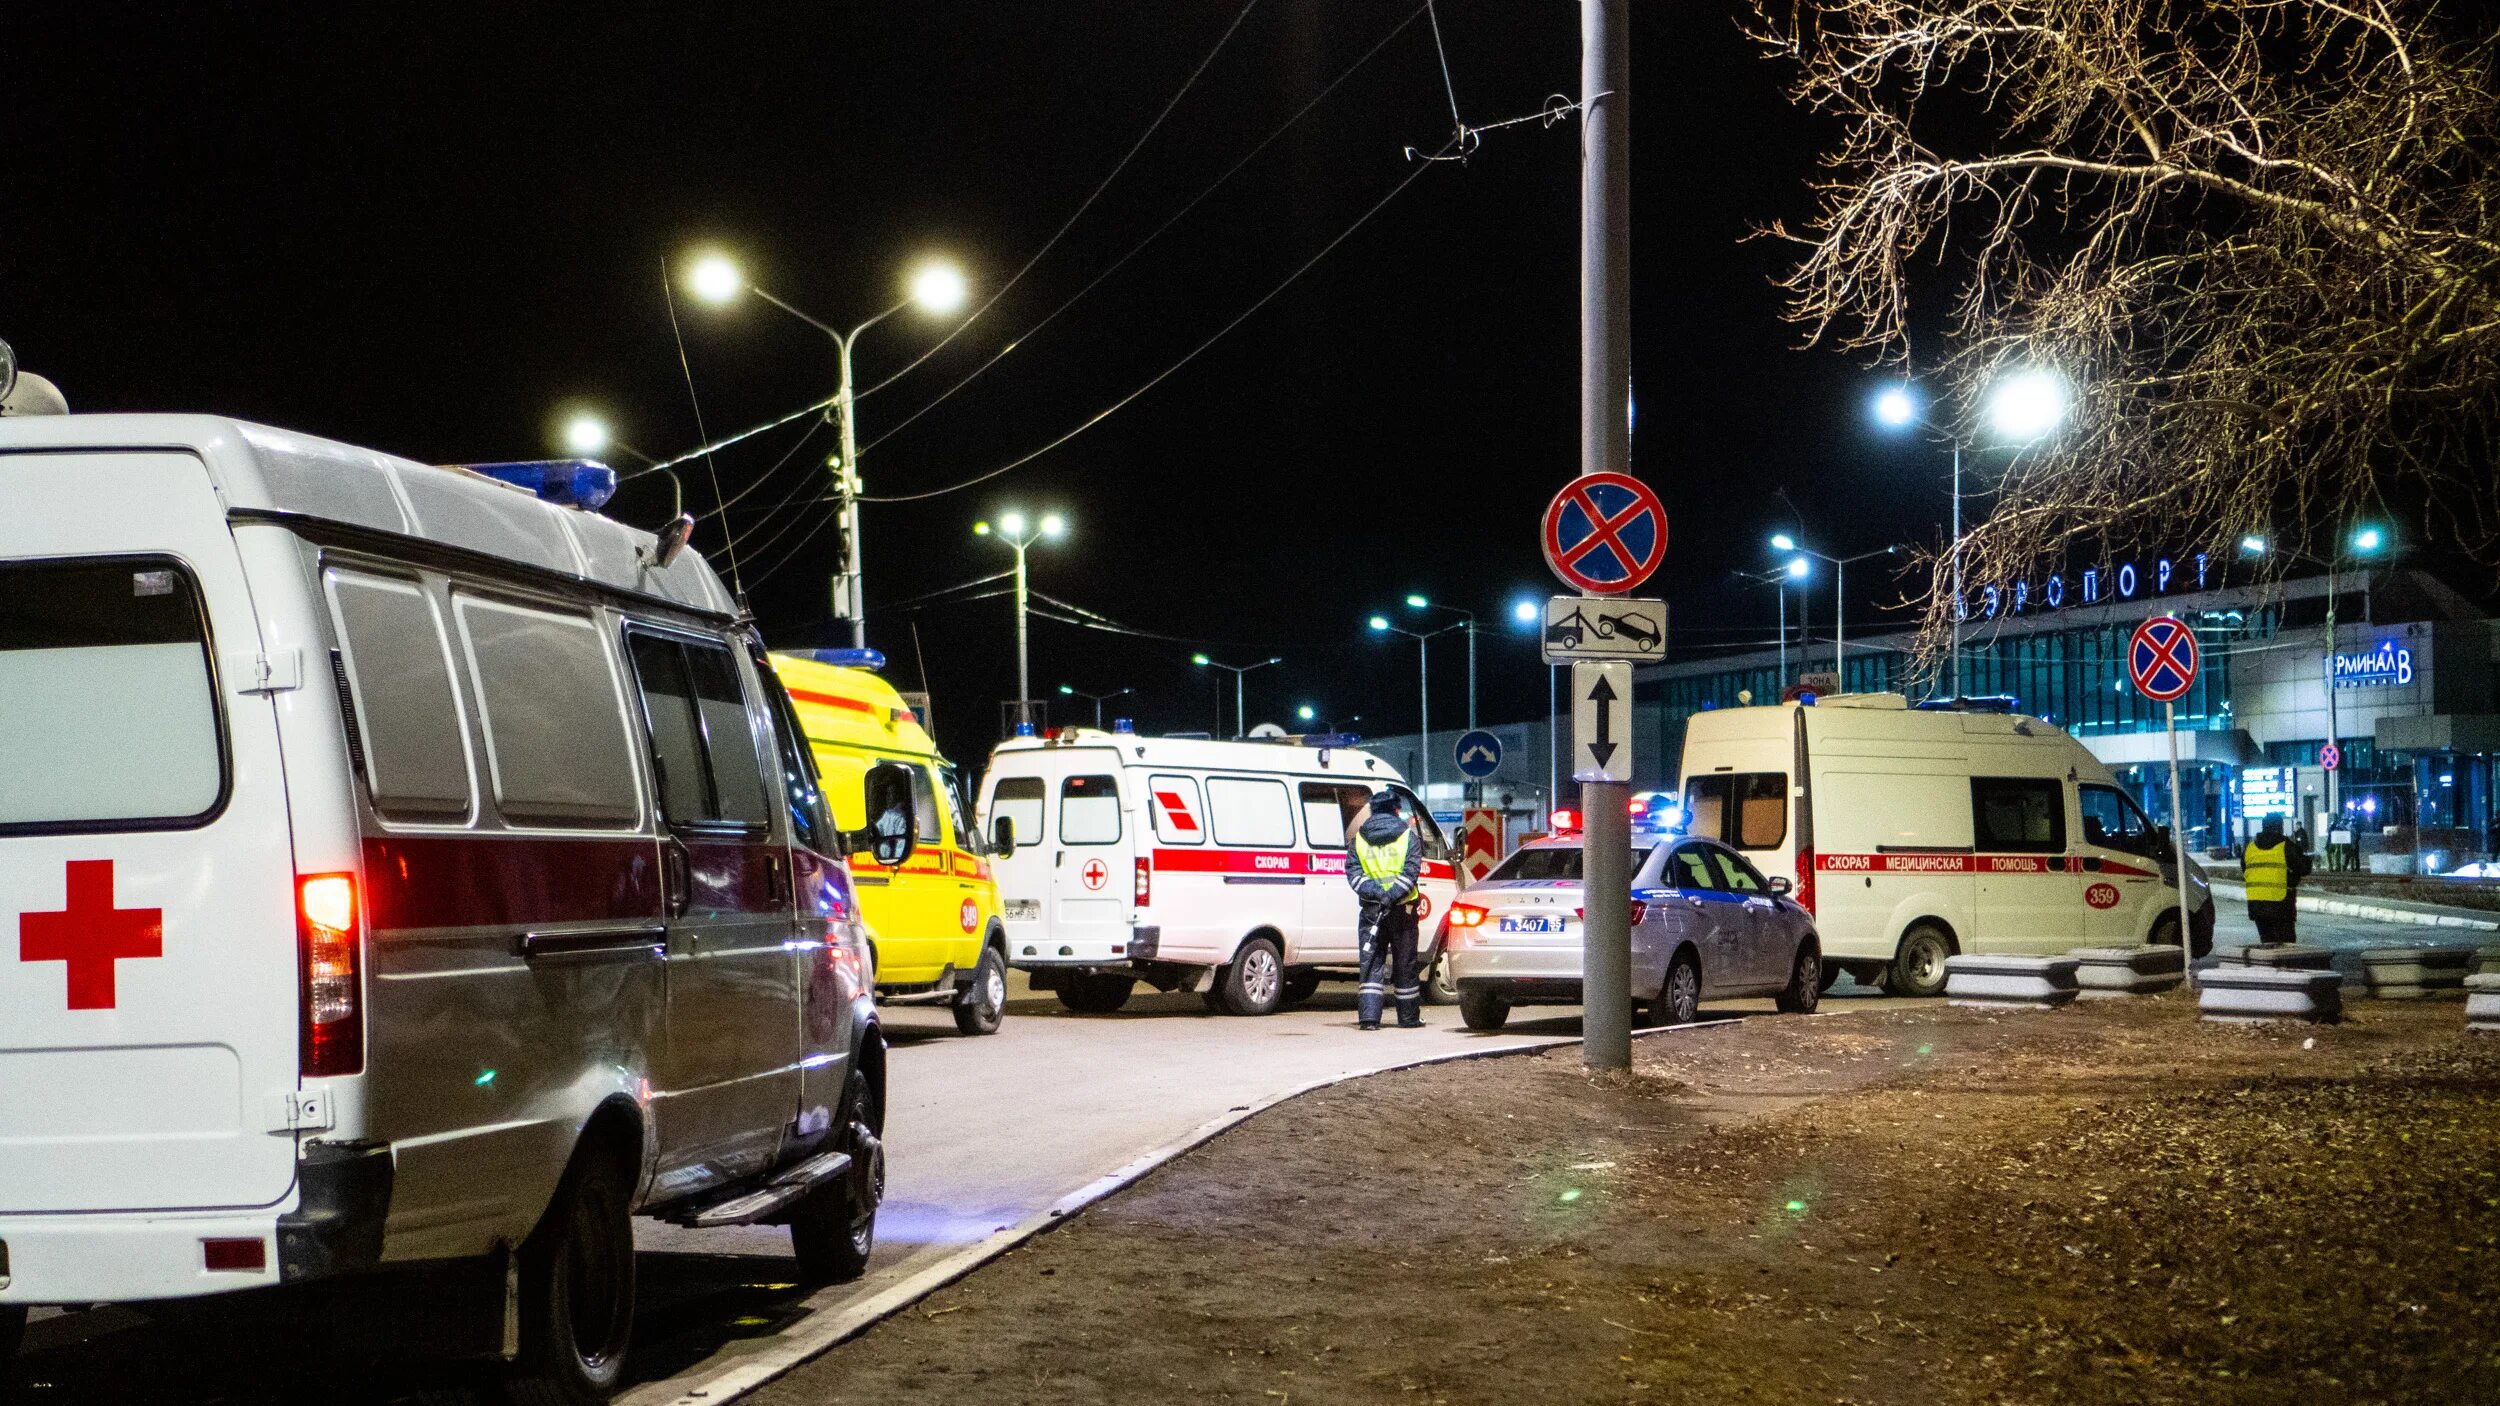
[1080,859,1109,891]
[19,860,164,1011]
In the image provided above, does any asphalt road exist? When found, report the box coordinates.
[13,895,2466,1403]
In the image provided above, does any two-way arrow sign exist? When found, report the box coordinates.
[1571,660,1633,783]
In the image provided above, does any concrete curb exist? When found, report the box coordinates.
[621,1019,1738,1406]
[2209,879,2500,933]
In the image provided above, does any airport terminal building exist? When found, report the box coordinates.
[1384,564,2497,874]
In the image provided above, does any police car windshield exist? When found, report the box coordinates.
[1485,844,1647,883]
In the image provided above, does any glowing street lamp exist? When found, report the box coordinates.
[563,413,612,456]
[682,247,971,647]
[1057,683,1132,728]
[1192,653,1282,739]
[1985,367,2070,442]
[974,510,1065,732]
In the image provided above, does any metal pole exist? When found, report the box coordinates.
[834,334,866,649]
[1548,664,1559,813]
[1418,634,1431,803]
[1950,446,1962,699]
[1835,557,1846,678]
[1776,588,1787,682]
[1579,0,1632,1072]
[1234,671,1245,741]
[1466,619,1479,807]
[2324,555,2340,826]
[2166,700,2194,990]
[1012,540,1031,727]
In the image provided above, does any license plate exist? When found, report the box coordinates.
[1004,900,1040,921]
[1498,916,1563,934]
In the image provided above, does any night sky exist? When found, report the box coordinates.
[5,3,1967,767]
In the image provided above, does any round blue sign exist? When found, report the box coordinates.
[1454,729,1504,779]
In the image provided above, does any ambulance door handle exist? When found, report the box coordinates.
[662,839,691,918]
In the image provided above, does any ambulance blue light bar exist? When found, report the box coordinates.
[803,648,887,671]
[1302,732,1362,748]
[459,459,618,511]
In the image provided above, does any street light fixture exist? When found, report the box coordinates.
[973,510,1065,733]
[1370,612,1463,802]
[1769,534,1896,680]
[1738,565,1811,682]
[682,248,970,648]
[2241,523,2391,825]
[563,414,612,456]
[1056,683,1132,728]
[1191,653,1282,739]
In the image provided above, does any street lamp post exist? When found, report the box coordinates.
[1057,684,1132,728]
[685,252,968,648]
[2240,525,2387,833]
[1869,371,2069,698]
[1191,654,1282,739]
[1770,535,1897,682]
[1738,561,1811,682]
[974,511,1065,732]
[1369,615,1460,803]
[1407,596,1481,802]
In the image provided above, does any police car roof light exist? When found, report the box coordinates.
[1550,808,1577,832]
[1015,720,1036,737]
[1112,718,1135,734]
[459,459,619,512]
[803,648,887,671]
[1303,732,1362,748]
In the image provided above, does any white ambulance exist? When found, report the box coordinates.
[976,727,1459,1015]
[1676,694,2213,996]
[0,412,918,1400]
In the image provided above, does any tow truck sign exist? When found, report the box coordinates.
[1541,595,1665,664]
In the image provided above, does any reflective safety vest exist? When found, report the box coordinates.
[1355,831,1413,885]
[2243,839,2290,903]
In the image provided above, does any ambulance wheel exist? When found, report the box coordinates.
[1889,923,1955,998]
[1425,956,1460,1005]
[1650,952,1702,1028]
[952,946,1008,1036]
[1056,973,1133,1015]
[1281,969,1323,1006]
[1217,937,1285,1016]
[790,1065,882,1285]
[504,1147,635,1406]
[1458,989,1511,1032]
[1775,941,1822,1014]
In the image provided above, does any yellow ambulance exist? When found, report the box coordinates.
[769,648,1008,1035]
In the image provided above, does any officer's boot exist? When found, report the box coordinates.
[1357,987,1384,1030]
[1395,991,1423,1028]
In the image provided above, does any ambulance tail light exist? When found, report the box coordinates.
[1795,851,1816,916]
[297,873,364,1078]
[1134,857,1152,906]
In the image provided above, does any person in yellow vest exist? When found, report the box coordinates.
[1349,789,1426,1030]
[2243,816,2298,945]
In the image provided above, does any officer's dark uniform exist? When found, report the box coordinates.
[1349,790,1424,1030]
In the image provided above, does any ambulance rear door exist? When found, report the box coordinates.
[1047,762,1134,960]
[0,449,303,1215]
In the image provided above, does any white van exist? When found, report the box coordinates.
[977,727,1458,1015]
[1676,695,2213,996]
[0,415,920,1400]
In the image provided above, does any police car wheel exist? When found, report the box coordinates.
[1653,953,1702,1027]
[953,947,1008,1036]
[791,1065,883,1285]
[506,1151,635,1406]
[1218,938,1285,1016]
[1775,942,1822,1014]
[1890,923,1954,998]
[1458,989,1510,1032]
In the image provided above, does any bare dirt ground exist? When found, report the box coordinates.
[756,995,2500,1405]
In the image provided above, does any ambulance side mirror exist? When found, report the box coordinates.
[989,814,1016,853]
[858,762,919,869]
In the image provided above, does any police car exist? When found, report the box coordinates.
[1441,805,1823,1032]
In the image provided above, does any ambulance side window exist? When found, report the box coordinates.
[910,765,944,846]
[326,567,474,823]
[1208,777,1294,848]
[1298,783,1369,850]
[752,657,831,854]
[1388,785,1450,861]
[1971,777,2066,854]
[1681,772,1786,849]
[1150,774,1207,845]
[457,595,641,828]
[990,777,1045,849]
[1060,774,1122,845]
[2079,783,2154,855]
[941,766,977,853]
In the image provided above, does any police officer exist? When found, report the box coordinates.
[2243,816,2297,945]
[1348,789,1425,1030]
